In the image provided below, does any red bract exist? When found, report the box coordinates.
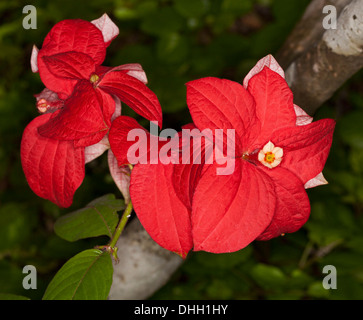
[21,114,85,208]
[32,16,161,147]
[109,55,336,257]
[21,14,162,207]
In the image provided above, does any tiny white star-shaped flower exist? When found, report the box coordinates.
[258,141,283,169]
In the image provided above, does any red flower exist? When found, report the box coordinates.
[21,15,162,207]
[31,14,161,147]
[109,55,336,257]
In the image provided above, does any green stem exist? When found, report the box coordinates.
[109,200,133,249]
[98,164,134,262]
[96,200,133,262]
[298,240,314,269]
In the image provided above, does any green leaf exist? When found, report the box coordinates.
[135,0,158,18]
[208,12,236,34]
[288,269,314,290]
[174,0,208,18]
[327,276,363,300]
[307,281,330,299]
[42,249,113,300]
[151,72,189,113]
[347,236,363,254]
[140,7,184,36]
[54,194,123,242]
[195,246,252,269]
[0,260,26,295]
[272,0,310,24]
[349,147,363,175]
[156,33,189,64]
[337,111,363,149]
[0,293,30,300]
[0,203,37,252]
[206,279,233,299]
[250,264,287,290]
[114,7,138,20]
[208,34,249,65]
[221,0,252,15]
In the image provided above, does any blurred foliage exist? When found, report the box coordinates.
[0,0,362,300]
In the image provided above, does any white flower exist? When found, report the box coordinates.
[258,141,283,169]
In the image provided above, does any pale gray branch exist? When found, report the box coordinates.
[285,0,363,115]
[108,218,183,300]
[277,0,352,69]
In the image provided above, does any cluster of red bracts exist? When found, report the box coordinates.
[21,16,336,256]
[21,15,162,208]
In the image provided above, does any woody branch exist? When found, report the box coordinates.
[281,0,363,115]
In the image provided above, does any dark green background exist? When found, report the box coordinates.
[1,0,363,300]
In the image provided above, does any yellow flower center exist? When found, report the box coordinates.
[36,98,49,113]
[89,74,99,84]
[264,152,275,164]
